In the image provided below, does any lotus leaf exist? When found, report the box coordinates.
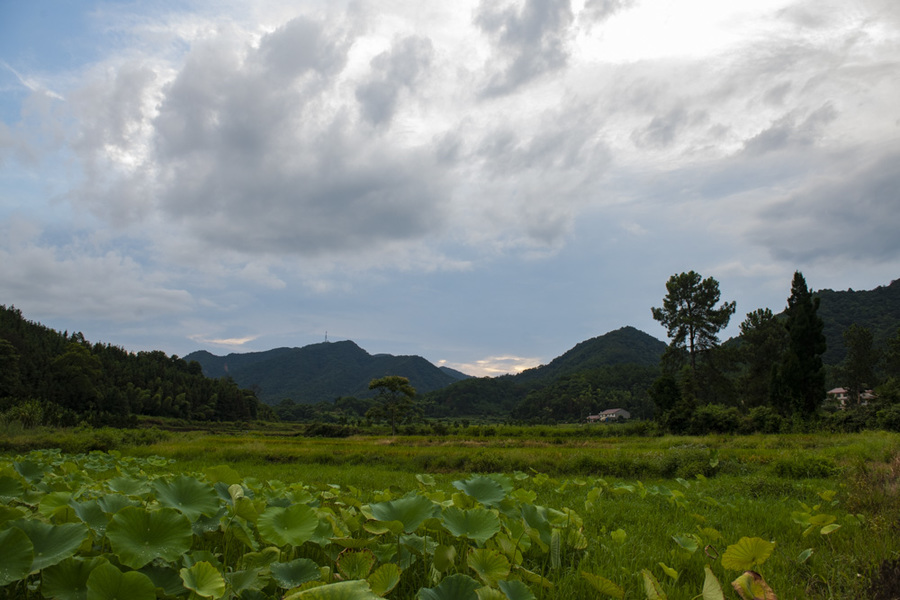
[240,547,281,570]
[12,519,88,572]
[442,506,501,545]
[452,476,507,507]
[498,579,536,600]
[205,465,242,485]
[106,506,193,569]
[731,571,776,600]
[0,475,24,501]
[519,504,551,548]
[468,548,510,587]
[271,558,321,589]
[14,460,44,483]
[641,569,667,600]
[337,549,376,580]
[432,544,457,572]
[96,494,135,515]
[0,505,26,527]
[368,494,436,533]
[107,477,149,495]
[702,566,725,600]
[70,500,110,536]
[721,537,775,572]
[0,527,33,585]
[257,503,319,547]
[180,561,225,599]
[367,563,401,596]
[41,556,108,600]
[284,579,381,600]
[475,588,505,600]
[225,569,262,595]
[581,571,624,599]
[417,574,480,600]
[85,562,156,600]
[154,475,221,521]
[140,564,187,597]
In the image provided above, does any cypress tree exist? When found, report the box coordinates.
[771,272,827,416]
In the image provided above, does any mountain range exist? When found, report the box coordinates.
[186,326,666,405]
[185,341,468,404]
[187,279,900,406]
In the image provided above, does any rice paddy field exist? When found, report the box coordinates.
[1,425,899,599]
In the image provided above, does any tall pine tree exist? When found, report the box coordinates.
[771,272,826,416]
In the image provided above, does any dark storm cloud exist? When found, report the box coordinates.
[751,148,900,263]
[355,36,434,126]
[474,0,574,96]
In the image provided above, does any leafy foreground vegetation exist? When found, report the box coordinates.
[2,431,900,599]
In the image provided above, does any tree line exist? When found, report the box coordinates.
[649,271,900,434]
[0,305,270,426]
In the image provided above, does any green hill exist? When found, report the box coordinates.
[814,279,900,364]
[185,341,460,404]
[425,327,666,420]
[0,305,263,424]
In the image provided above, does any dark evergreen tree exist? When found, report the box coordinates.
[737,308,788,407]
[771,272,827,416]
[651,271,736,372]
[840,324,880,405]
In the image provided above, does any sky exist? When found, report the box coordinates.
[1,0,899,377]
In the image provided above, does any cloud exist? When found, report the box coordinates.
[0,218,192,322]
[441,355,542,377]
[750,147,900,264]
[355,35,434,126]
[474,0,574,96]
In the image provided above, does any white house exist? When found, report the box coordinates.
[587,408,631,422]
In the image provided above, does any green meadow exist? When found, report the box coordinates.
[1,426,899,599]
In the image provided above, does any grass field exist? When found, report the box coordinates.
[1,425,899,599]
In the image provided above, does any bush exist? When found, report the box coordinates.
[877,405,900,432]
[742,406,784,434]
[689,404,740,435]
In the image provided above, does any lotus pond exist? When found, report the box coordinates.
[1,430,899,599]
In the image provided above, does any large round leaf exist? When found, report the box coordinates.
[284,580,381,600]
[368,495,436,534]
[441,507,501,545]
[42,557,108,600]
[367,564,401,597]
[180,561,226,599]
[154,476,221,521]
[0,527,33,585]
[498,580,536,600]
[258,504,319,547]
[106,506,193,569]
[270,558,321,589]
[0,475,25,501]
[452,476,507,508]
[85,562,156,600]
[417,574,480,600]
[336,550,376,580]
[721,537,776,572]
[13,519,88,572]
[70,500,110,536]
[467,548,510,587]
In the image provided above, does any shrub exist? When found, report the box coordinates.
[689,404,740,435]
[876,405,900,432]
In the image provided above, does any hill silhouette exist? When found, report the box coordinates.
[186,341,461,404]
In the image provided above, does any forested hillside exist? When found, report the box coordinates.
[0,305,264,425]
[816,279,900,364]
[424,327,665,421]
[186,341,460,404]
